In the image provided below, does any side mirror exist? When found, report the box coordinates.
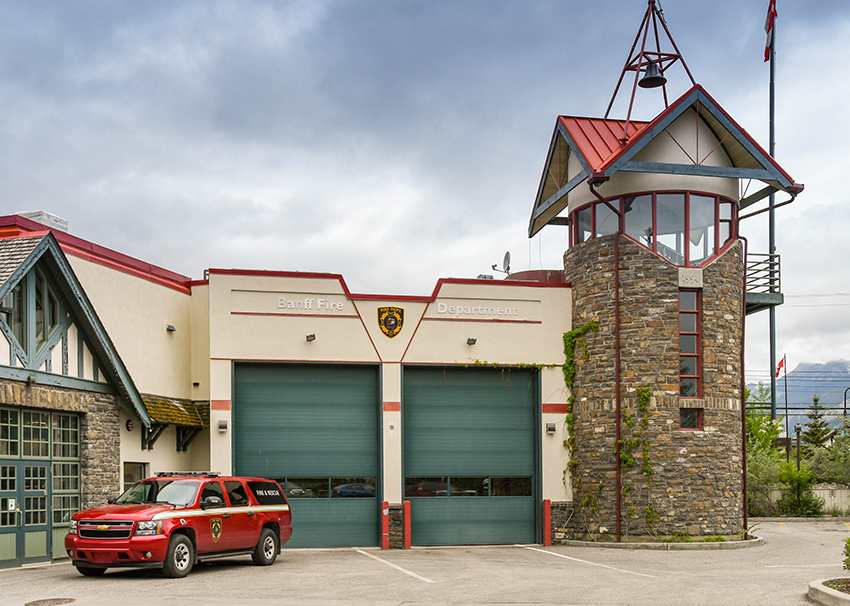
[201,495,223,509]
[107,496,118,504]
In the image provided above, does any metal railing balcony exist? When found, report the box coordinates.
[745,253,782,315]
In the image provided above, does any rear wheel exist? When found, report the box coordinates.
[76,565,106,576]
[251,527,278,566]
[162,534,194,578]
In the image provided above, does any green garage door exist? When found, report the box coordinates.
[403,366,537,545]
[233,363,380,548]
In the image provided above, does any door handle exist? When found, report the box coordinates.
[223,514,231,519]
[247,512,255,517]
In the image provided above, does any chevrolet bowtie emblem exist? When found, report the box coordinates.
[97,525,108,531]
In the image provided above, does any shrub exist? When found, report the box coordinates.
[776,461,824,517]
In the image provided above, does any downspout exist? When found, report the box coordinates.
[589,175,621,542]
[740,236,749,537]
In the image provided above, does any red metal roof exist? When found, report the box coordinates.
[558,116,649,172]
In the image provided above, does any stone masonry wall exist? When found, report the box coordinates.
[0,378,121,510]
[562,235,744,540]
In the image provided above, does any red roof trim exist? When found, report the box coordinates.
[0,215,193,294]
[207,269,570,304]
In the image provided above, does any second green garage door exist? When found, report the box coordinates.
[403,366,538,546]
[233,363,380,548]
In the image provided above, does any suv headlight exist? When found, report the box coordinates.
[134,521,162,536]
[69,520,77,535]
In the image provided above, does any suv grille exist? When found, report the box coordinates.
[78,520,135,539]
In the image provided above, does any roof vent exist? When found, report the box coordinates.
[16,211,69,233]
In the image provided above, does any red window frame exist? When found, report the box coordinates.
[567,191,738,267]
[679,289,701,398]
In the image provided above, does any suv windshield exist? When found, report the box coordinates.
[116,480,200,507]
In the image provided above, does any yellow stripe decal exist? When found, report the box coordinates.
[152,504,290,521]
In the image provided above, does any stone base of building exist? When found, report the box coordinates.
[388,503,405,549]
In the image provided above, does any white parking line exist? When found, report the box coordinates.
[765,564,841,568]
[353,548,435,583]
[524,546,657,578]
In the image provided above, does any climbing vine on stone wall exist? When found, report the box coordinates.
[560,320,598,480]
[618,386,657,537]
[559,321,599,537]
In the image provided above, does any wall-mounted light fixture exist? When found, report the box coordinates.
[166,324,176,332]
[546,423,556,434]
[306,333,316,342]
[218,420,228,432]
[467,337,477,345]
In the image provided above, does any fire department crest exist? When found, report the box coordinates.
[378,306,404,338]
[210,518,222,543]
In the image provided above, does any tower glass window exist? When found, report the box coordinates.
[570,191,737,267]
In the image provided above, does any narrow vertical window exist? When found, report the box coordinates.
[576,207,592,244]
[679,290,701,398]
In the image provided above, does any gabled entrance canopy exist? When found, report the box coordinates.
[528,84,804,237]
[0,231,151,427]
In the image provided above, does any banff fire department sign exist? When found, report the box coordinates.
[378,307,404,338]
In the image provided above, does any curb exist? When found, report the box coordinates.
[750,517,850,523]
[558,536,764,550]
[809,579,850,606]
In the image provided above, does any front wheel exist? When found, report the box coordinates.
[76,565,106,576]
[251,527,278,566]
[162,534,194,578]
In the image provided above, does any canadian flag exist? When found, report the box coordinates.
[764,0,778,62]
[775,357,784,378]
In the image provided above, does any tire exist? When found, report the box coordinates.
[251,527,278,566]
[162,534,194,578]
[76,565,106,576]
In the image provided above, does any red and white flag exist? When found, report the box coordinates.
[775,356,784,378]
[764,0,778,62]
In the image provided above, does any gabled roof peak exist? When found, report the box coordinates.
[528,84,803,237]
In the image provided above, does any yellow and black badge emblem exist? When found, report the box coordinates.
[378,306,404,338]
[210,518,222,543]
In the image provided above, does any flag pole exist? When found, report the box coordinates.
[768,2,778,420]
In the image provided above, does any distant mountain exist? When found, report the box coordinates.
[747,359,850,433]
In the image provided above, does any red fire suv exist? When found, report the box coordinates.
[65,472,292,578]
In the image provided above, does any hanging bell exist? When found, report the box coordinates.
[638,61,667,89]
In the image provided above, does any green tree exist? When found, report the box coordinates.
[747,447,783,516]
[745,382,784,516]
[801,394,833,456]
[808,419,850,486]
[776,460,824,517]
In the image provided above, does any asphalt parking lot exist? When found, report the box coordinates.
[1,520,848,606]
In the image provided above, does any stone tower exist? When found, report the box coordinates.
[529,79,803,539]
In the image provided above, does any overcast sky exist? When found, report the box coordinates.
[0,0,846,382]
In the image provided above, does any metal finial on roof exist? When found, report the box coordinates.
[604,0,695,143]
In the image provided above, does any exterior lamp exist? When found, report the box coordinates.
[306,333,316,342]
[467,338,477,345]
[166,324,176,332]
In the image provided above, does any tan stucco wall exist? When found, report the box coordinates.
[202,272,572,503]
[68,257,193,399]
[119,408,210,483]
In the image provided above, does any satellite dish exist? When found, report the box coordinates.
[503,252,511,275]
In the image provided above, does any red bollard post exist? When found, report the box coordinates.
[403,500,411,549]
[543,499,551,546]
